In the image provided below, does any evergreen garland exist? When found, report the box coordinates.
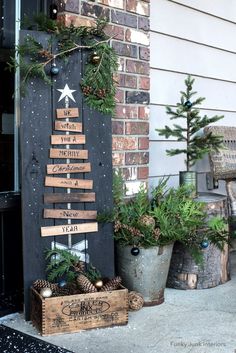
[156,75,224,170]
[8,14,118,115]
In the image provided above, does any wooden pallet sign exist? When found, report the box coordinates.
[44,192,96,204]
[43,209,97,219]
[55,121,82,132]
[56,108,79,119]
[41,222,98,237]
[47,163,91,175]
[49,148,88,160]
[45,176,93,189]
[51,135,85,145]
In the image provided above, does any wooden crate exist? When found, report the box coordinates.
[30,287,128,336]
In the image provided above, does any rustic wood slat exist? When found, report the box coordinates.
[56,108,79,118]
[43,209,97,219]
[44,192,96,203]
[47,163,91,175]
[45,176,93,189]
[55,121,82,132]
[41,222,98,236]
[49,148,88,159]
[51,135,85,145]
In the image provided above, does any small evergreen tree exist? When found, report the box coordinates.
[156,75,223,171]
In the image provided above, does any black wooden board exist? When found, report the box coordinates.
[20,31,114,320]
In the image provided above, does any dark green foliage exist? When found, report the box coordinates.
[156,75,224,170]
[45,248,103,284]
[98,173,229,264]
[45,248,81,283]
[8,15,118,115]
[85,264,102,282]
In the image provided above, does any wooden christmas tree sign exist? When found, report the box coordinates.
[41,84,98,240]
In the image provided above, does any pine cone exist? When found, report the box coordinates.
[128,291,144,311]
[100,276,122,292]
[95,88,106,98]
[81,85,93,96]
[76,274,97,293]
[140,215,155,228]
[74,261,85,273]
[33,279,59,293]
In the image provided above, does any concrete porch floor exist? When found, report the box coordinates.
[1,251,236,353]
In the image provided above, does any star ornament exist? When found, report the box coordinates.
[57,84,76,103]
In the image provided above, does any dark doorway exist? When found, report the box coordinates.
[0,0,52,317]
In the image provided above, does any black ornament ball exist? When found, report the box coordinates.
[200,240,209,249]
[90,52,101,64]
[131,247,140,256]
[50,64,59,75]
[184,100,192,109]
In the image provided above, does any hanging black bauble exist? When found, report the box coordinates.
[50,63,59,75]
[184,100,192,109]
[90,51,101,64]
[131,247,140,256]
[200,240,209,249]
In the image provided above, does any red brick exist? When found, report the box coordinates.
[137,166,149,179]
[112,152,125,166]
[122,167,138,180]
[125,28,149,45]
[139,106,150,120]
[117,73,137,88]
[115,105,138,119]
[58,14,96,27]
[115,89,125,103]
[139,76,150,90]
[126,0,136,13]
[104,24,124,40]
[118,58,125,72]
[81,2,110,19]
[112,121,124,135]
[138,137,149,150]
[98,0,124,9]
[113,136,137,150]
[112,41,138,58]
[126,59,149,75]
[139,46,150,61]
[126,122,149,135]
[125,152,149,165]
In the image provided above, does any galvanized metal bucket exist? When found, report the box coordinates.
[179,171,197,197]
[116,243,174,306]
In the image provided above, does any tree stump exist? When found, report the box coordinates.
[167,192,230,289]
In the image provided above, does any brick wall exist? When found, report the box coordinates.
[56,0,150,194]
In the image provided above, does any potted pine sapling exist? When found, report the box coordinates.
[156,75,223,196]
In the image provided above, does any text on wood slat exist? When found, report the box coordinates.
[43,209,97,219]
[47,163,91,175]
[45,176,93,189]
[41,222,98,237]
[49,148,88,159]
[56,108,79,118]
